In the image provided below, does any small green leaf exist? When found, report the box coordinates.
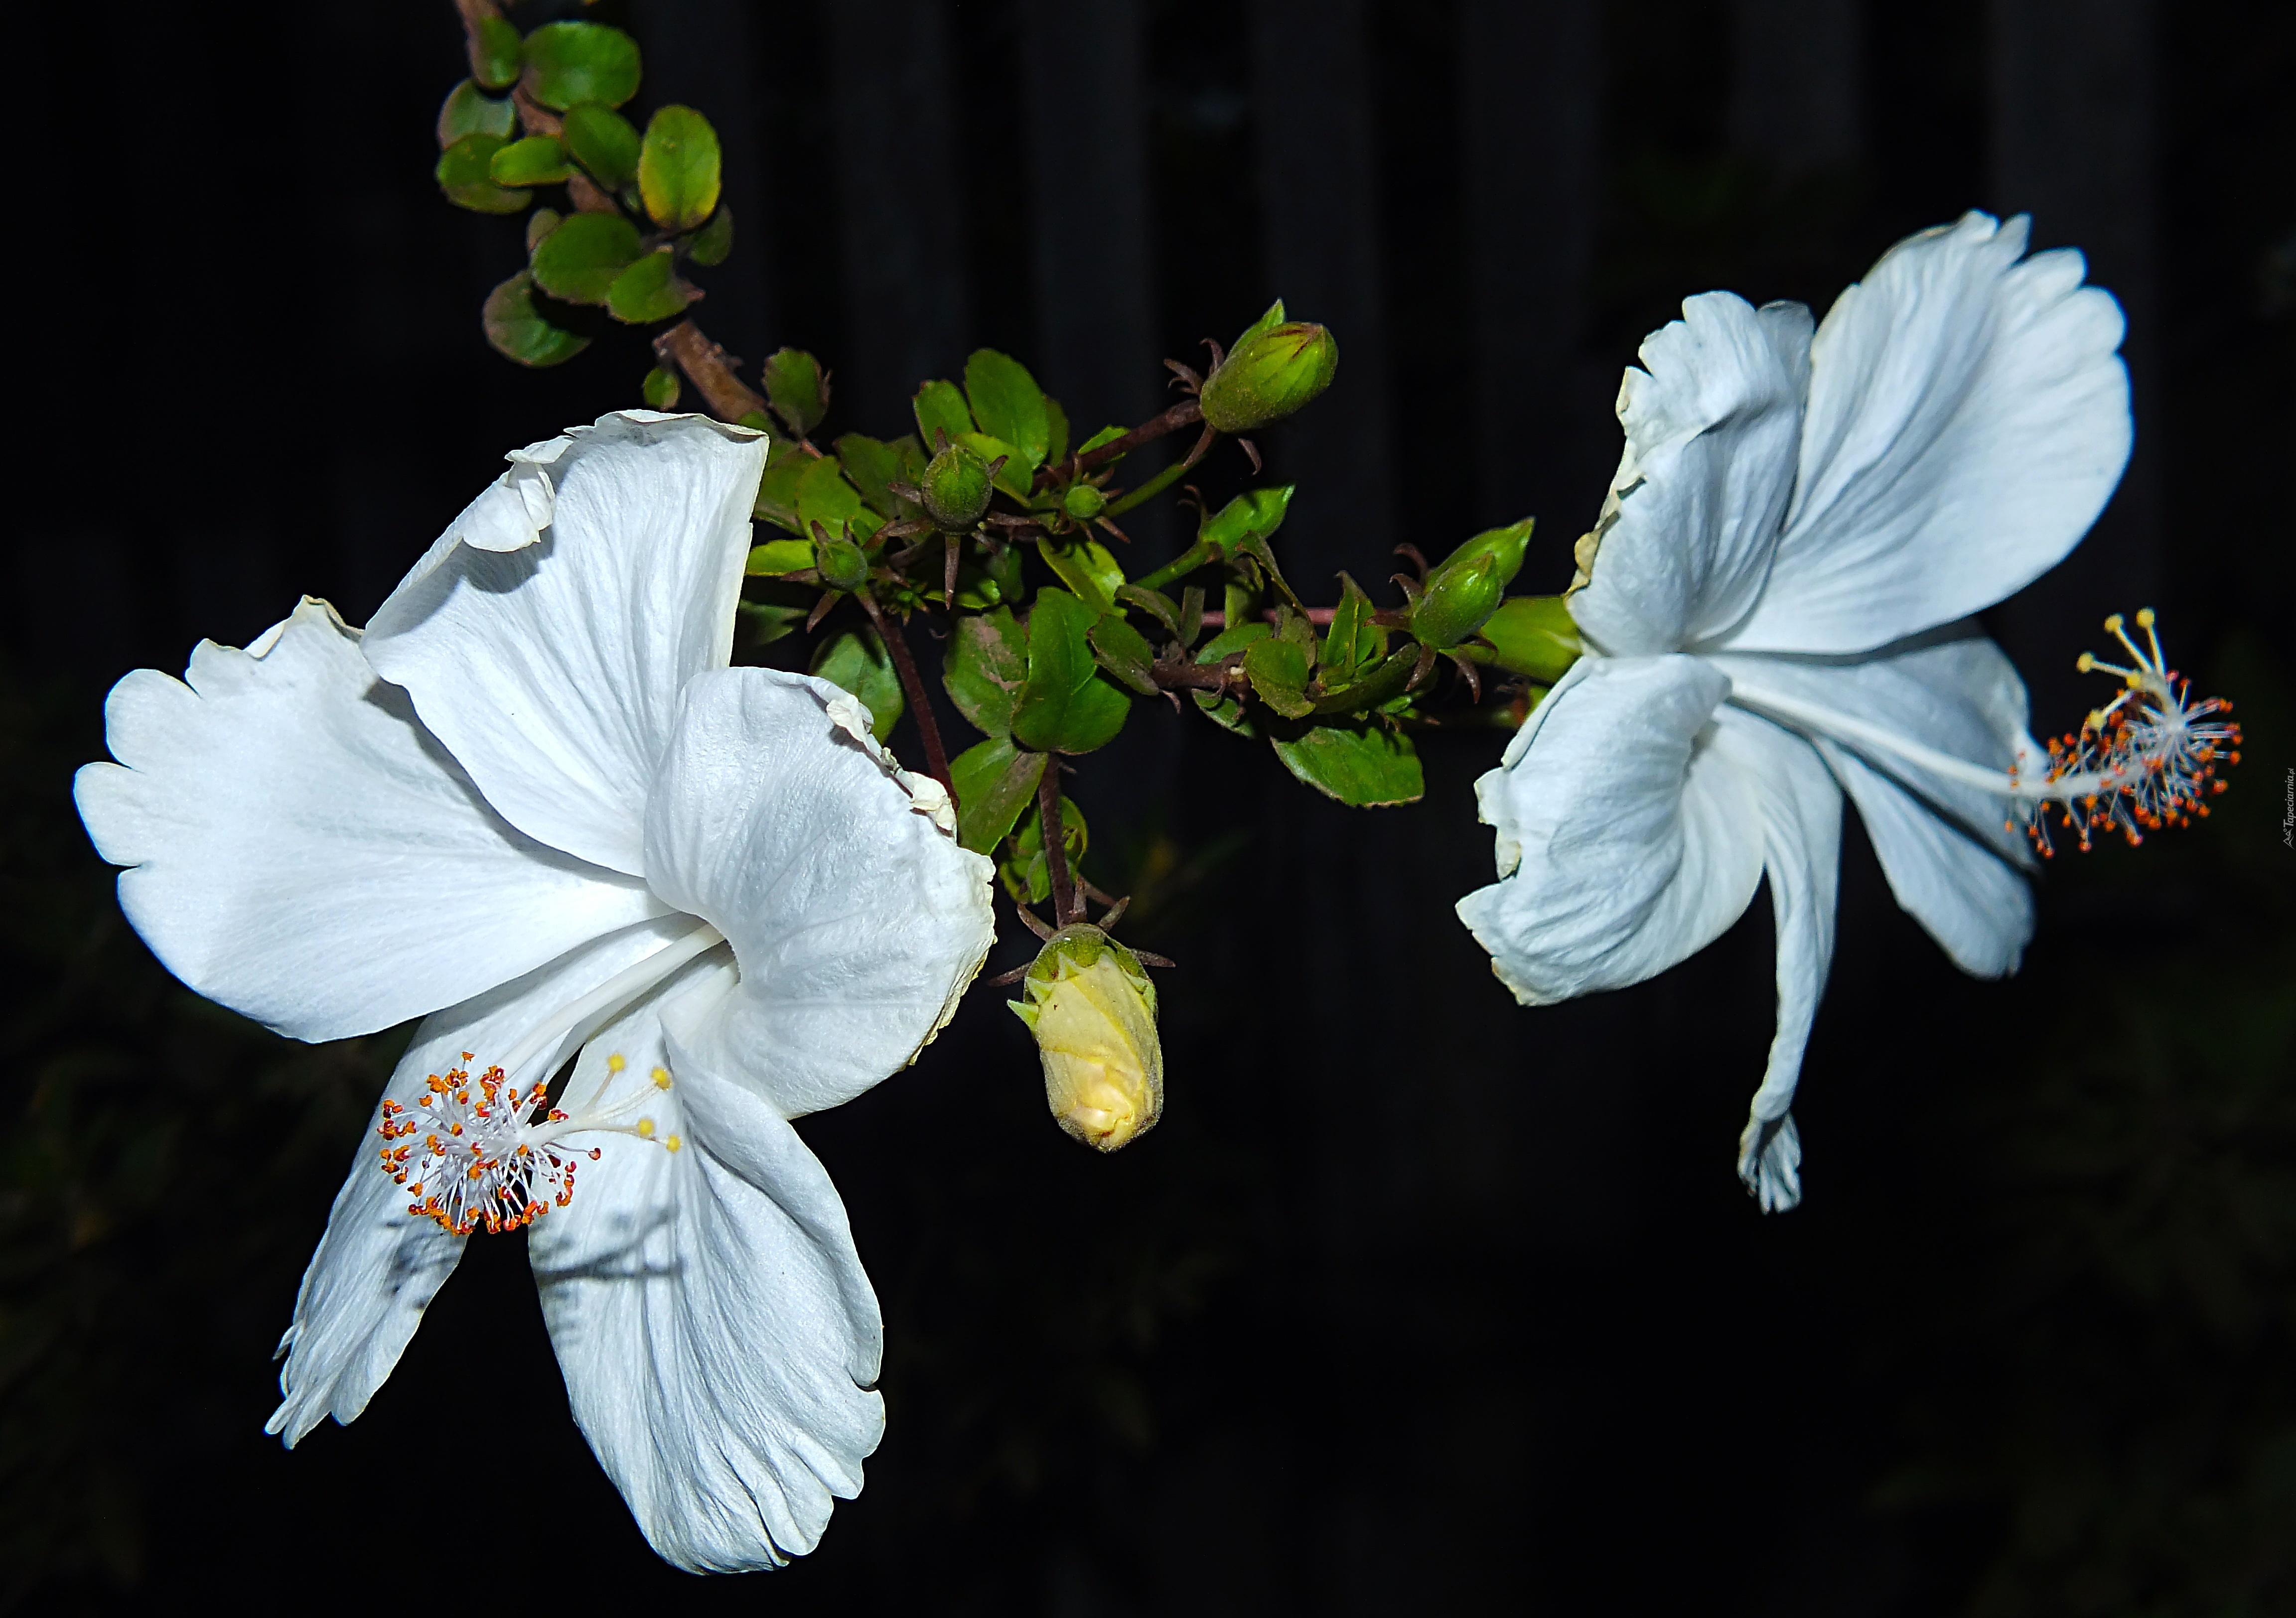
[754,453,809,532]
[795,455,871,539]
[808,630,904,741]
[470,15,523,91]
[1311,646,1415,715]
[522,20,642,111]
[1004,793,1088,905]
[1044,396,1070,468]
[745,538,814,575]
[951,737,1047,855]
[525,207,562,251]
[963,349,1050,471]
[482,271,590,367]
[1041,538,1125,617]
[1478,595,1582,682]
[437,80,517,147]
[1115,582,1183,640]
[1243,637,1314,719]
[1270,722,1423,807]
[763,349,828,437]
[736,599,808,646]
[1199,485,1295,551]
[436,134,530,213]
[561,103,641,187]
[952,431,1031,502]
[490,134,573,187]
[688,205,734,267]
[529,209,640,303]
[605,249,693,324]
[1089,614,1159,696]
[945,606,1028,737]
[836,433,926,517]
[1013,589,1130,755]
[912,379,975,448]
[638,105,722,231]
[1320,574,1383,675]
[641,366,682,409]
[1195,621,1273,663]
[1078,424,1128,457]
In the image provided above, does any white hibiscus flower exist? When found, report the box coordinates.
[74,410,996,1571]
[1458,213,2151,1211]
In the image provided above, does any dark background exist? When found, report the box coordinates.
[6,0,2292,1612]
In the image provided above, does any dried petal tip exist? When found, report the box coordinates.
[1008,924,1164,1152]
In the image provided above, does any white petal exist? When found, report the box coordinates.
[642,668,997,1116]
[529,968,885,1574]
[266,916,699,1445]
[1456,655,1764,1002]
[1705,711,1842,1213]
[364,413,769,876]
[1720,212,2131,654]
[73,598,663,1044]
[1711,628,2037,976]
[1569,294,1810,656]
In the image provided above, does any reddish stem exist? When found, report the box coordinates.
[856,590,957,809]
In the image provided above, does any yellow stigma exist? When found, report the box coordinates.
[651,1066,672,1089]
[606,1053,628,1074]
[1008,925,1164,1152]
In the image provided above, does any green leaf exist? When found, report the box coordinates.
[952,431,1031,502]
[736,599,807,646]
[525,208,561,251]
[490,134,573,187]
[808,631,904,742]
[1089,614,1159,696]
[944,606,1028,737]
[1311,646,1416,715]
[641,366,681,409]
[529,210,640,304]
[836,433,925,517]
[753,453,809,532]
[963,349,1050,471]
[522,21,641,111]
[1271,722,1423,807]
[688,204,734,267]
[763,349,828,438]
[1013,590,1130,754]
[437,80,517,147]
[1478,595,1582,682]
[912,379,975,449]
[436,134,530,214]
[638,105,721,231]
[481,271,590,367]
[561,103,641,187]
[794,455,870,539]
[1004,792,1088,905]
[1044,396,1070,468]
[1199,484,1295,551]
[1189,620,1270,734]
[745,539,813,576]
[1040,538,1124,617]
[1078,424,1128,456]
[1320,574,1383,676]
[604,249,693,324]
[1195,621,1273,663]
[1243,637,1314,718]
[1115,582,1182,640]
[950,737,1047,855]
[470,15,523,90]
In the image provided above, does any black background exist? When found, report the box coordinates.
[5,1,2292,1612]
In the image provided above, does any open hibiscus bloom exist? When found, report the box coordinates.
[75,411,996,1570]
[1457,213,2140,1211]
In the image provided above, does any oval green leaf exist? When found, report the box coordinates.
[436,134,530,214]
[561,103,641,187]
[1270,722,1423,807]
[482,272,590,368]
[437,80,517,147]
[945,606,1028,737]
[912,379,975,449]
[745,539,813,576]
[688,204,734,267]
[641,365,682,410]
[809,630,904,742]
[529,209,640,304]
[964,349,1050,471]
[605,250,694,324]
[470,15,523,91]
[950,737,1048,855]
[638,105,722,232]
[1013,589,1130,755]
[490,134,573,187]
[522,21,642,111]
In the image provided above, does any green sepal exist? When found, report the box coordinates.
[490,135,573,187]
[951,737,1046,854]
[1232,297,1285,349]
[1310,645,1416,715]
[1040,537,1124,617]
[1013,590,1130,755]
[745,538,814,576]
[638,105,721,231]
[438,80,517,147]
[522,20,641,111]
[604,249,693,324]
[469,15,523,90]
[809,629,903,742]
[561,103,641,187]
[762,348,829,438]
[1088,613,1159,696]
[1003,793,1088,906]
[1269,721,1423,807]
[1477,594,1581,682]
[963,349,1050,472]
[482,271,589,367]
[1320,573,1384,676]
[945,606,1028,738]
[687,205,734,267]
[436,134,530,214]
[1242,636,1314,719]
[529,210,640,304]
[641,366,681,409]
[836,433,925,517]
[912,379,976,449]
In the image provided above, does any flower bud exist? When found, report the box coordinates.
[921,442,994,532]
[1408,518,1532,649]
[1198,321,1339,435]
[1062,481,1108,522]
[1476,593,1580,681]
[813,529,869,592]
[1007,924,1163,1152]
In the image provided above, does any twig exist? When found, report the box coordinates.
[652,321,768,423]
[1036,764,1079,927]
[1032,399,1204,491]
[856,589,957,809]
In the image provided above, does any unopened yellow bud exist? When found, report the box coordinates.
[1008,924,1163,1152]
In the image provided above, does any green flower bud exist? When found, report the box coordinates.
[921,442,993,532]
[1007,924,1163,1152]
[813,529,869,592]
[1062,481,1108,523]
[1198,321,1339,434]
[1409,518,1532,649]
[1477,594,1581,682]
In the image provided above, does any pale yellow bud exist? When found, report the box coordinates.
[1008,924,1163,1152]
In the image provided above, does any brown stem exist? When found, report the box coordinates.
[856,590,957,808]
[1194,607,1336,629]
[1032,398,1204,491]
[652,321,768,424]
[1148,658,1242,694]
[1036,764,1079,928]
